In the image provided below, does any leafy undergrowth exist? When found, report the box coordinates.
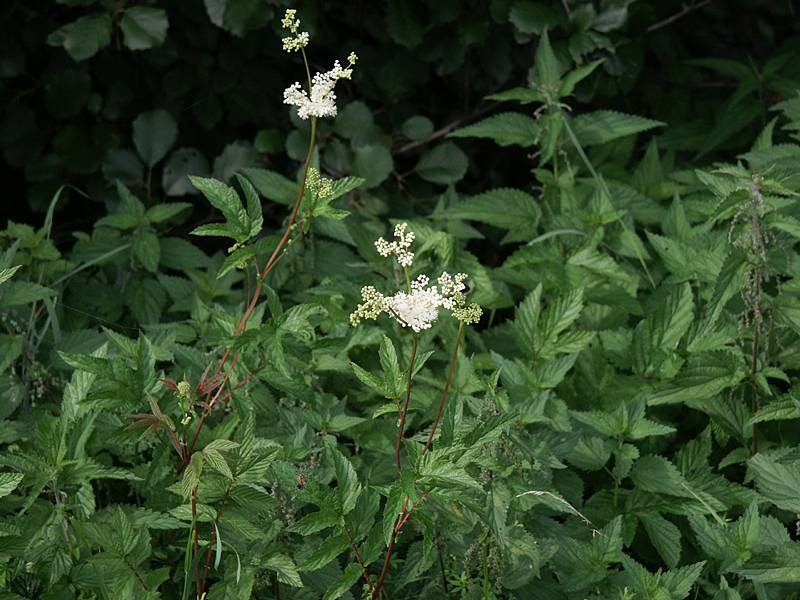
[3,3,800,600]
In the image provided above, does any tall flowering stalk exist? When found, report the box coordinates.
[174,11,357,597]
[349,223,481,596]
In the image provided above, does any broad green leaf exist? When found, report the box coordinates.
[0,335,23,375]
[242,167,298,206]
[353,145,393,189]
[133,109,177,167]
[162,148,210,196]
[1,281,56,306]
[47,14,112,61]
[120,6,169,50]
[265,554,303,587]
[297,534,350,572]
[415,142,468,185]
[288,510,339,535]
[401,116,434,140]
[510,3,561,36]
[145,202,191,224]
[323,563,363,600]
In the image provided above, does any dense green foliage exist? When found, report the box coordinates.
[3,1,800,599]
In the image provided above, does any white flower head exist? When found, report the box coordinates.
[386,284,445,332]
[375,222,415,267]
[283,59,355,119]
[350,225,482,330]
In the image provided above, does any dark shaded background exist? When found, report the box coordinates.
[1,0,798,233]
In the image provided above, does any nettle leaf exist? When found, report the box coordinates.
[572,110,665,146]
[630,455,695,499]
[649,351,746,406]
[748,454,800,513]
[531,27,561,90]
[641,513,682,568]
[446,188,540,243]
[0,472,23,498]
[450,113,540,147]
[633,283,694,374]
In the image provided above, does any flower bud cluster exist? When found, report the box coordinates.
[307,168,334,200]
[281,9,309,52]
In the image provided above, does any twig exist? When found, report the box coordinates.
[394,104,494,154]
[646,0,713,33]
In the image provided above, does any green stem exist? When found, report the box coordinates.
[422,321,464,456]
[395,332,418,477]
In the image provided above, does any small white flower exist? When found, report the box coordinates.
[283,59,355,119]
[387,289,444,332]
[282,31,309,52]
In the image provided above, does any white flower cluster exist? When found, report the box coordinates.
[283,55,357,120]
[281,9,309,52]
[350,224,483,331]
[375,222,415,267]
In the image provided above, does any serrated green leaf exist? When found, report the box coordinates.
[0,472,23,498]
[641,513,682,568]
[323,563,363,600]
[572,110,665,146]
[449,113,540,147]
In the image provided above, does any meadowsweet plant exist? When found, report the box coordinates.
[348,223,482,596]
[129,10,364,598]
